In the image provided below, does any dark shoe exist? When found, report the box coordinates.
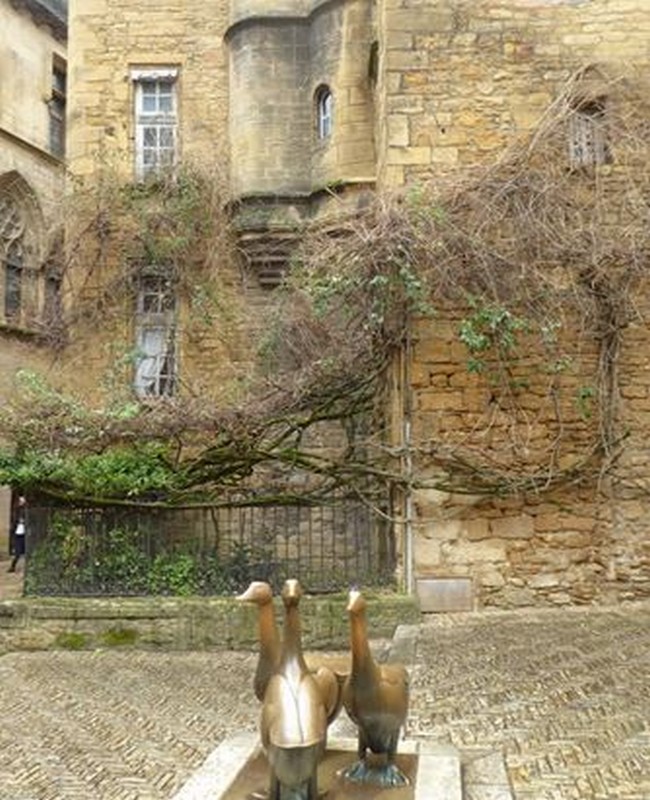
[7,565,15,573]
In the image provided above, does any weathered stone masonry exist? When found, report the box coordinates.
[58,0,650,609]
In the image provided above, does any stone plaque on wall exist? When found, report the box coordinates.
[416,577,474,613]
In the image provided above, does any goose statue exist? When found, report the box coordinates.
[260,579,328,800]
[237,580,344,724]
[236,581,281,701]
[342,588,410,787]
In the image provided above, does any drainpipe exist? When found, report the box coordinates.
[404,416,414,595]
[402,328,415,596]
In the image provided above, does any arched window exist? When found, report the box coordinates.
[315,86,333,140]
[0,174,44,330]
[4,240,23,319]
[0,196,26,323]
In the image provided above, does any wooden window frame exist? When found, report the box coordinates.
[131,68,179,181]
[133,272,177,398]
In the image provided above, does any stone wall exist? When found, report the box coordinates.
[375,0,650,608]
[378,0,650,187]
[406,298,649,609]
[227,0,376,199]
[0,0,66,306]
[60,0,650,611]
[0,593,420,652]
[67,0,229,180]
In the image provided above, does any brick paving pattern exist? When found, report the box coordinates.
[408,604,650,800]
[0,601,647,798]
[0,650,259,800]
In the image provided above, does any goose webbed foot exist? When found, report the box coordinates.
[341,758,373,783]
[341,758,410,787]
[381,762,410,787]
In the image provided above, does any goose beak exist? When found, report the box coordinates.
[236,581,265,602]
[282,578,302,605]
[347,588,362,611]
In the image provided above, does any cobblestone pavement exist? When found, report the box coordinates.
[0,602,647,799]
[0,649,260,800]
[408,603,650,800]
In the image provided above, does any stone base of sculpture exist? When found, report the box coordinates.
[171,732,465,800]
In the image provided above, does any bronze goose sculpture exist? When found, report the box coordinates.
[237,580,343,725]
[342,588,410,787]
[260,579,328,800]
[236,581,281,701]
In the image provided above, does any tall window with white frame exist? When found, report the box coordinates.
[132,68,179,181]
[315,85,333,140]
[133,270,177,398]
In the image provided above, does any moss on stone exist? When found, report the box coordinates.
[100,627,139,647]
[54,631,90,650]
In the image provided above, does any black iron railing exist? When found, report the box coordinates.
[23,498,395,596]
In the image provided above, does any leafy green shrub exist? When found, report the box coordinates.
[149,552,197,596]
[26,513,266,597]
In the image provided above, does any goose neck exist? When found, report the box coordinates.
[350,611,373,670]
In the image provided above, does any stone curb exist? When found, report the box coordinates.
[171,731,260,800]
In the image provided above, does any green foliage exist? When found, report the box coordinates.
[25,513,268,597]
[459,297,529,374]
[149,552,197,596]
[0,443,179,501]
[576,385,595,420]
[293,251,434,343]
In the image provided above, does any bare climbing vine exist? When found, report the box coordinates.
[2,67,649,505]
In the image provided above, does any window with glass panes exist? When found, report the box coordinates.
[569,100,610,168]
[133,72,178,180]
[49,59,66,157]
[134,272,177,398]
[315,86,333,140]
[0,197,26,322]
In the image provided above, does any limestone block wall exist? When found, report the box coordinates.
[377,0,650,187]
[375,0,650,607]
[406,302,649,609]
[227,0,376,199]
[0,0,66,255]
[0,593,420,652]
[0,1,66,159]
[0,1,65,404]
[67,0,229,181]
[228,19,312,197]
[63,0,251,402]
[309,0,376,189]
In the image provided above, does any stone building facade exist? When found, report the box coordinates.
[0,0,67,546]
[56,0,650,608]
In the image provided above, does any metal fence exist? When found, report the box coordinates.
[23,498,396,596]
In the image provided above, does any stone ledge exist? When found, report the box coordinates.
[0,593,421,653]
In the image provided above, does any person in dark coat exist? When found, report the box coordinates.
[8,495,27,573]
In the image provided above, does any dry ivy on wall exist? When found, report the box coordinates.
[2,67,648,506]
[47,162,238,353]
